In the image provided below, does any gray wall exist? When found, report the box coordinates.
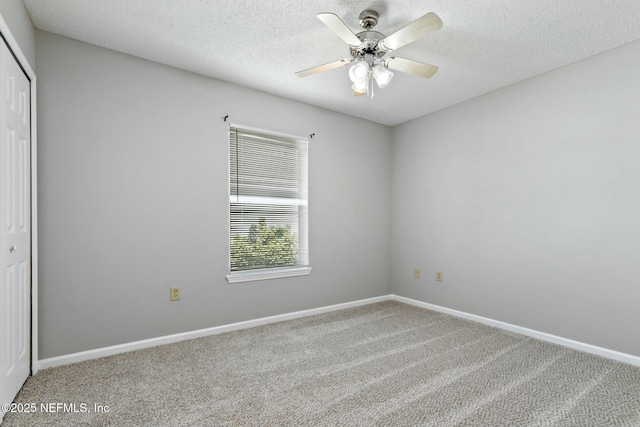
[391,39,640,357]
[36,31,392,358]
[0,0,35,69]
[35,26,640,359]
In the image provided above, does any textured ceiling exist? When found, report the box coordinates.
[23,0,640,126]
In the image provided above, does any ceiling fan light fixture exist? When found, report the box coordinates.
[348,61,369,83]
[296,10,443,100]
[372,65,394,88]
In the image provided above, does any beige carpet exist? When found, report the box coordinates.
[4,301,640,426]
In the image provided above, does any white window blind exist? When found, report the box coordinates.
[229,125,309,279]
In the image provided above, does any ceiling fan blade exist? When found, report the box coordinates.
[295,58,352,78]
[317,13,362,47]
[379,12,442,52]
[384,57,438,79]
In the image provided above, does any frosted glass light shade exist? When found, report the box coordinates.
[349,62,369,83]
[372,65,394,88]
[351,80,368,93]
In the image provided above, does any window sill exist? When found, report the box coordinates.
[226,266,312,284]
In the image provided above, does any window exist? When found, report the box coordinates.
[227,125,310,283]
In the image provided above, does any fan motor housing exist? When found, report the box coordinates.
[349,31,387,59]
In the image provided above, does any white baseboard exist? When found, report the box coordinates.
[37,293,640,371]
[390,294,640,368]
[37,295,389,370]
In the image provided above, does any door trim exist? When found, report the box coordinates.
[0,13,38,374]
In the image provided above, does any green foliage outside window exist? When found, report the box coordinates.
[230,218,298,270]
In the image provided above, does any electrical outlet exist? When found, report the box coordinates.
[436,272,443,282]
[170,287,180,301]
[414,269,421,279]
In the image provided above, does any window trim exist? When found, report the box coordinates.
[226,266,312,284]
[227,123,310,283]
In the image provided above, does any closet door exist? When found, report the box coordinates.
[0,36,31,416]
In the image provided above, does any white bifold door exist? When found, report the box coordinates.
[0,35,31,418]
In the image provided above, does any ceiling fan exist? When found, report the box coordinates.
[295,10,443,97]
